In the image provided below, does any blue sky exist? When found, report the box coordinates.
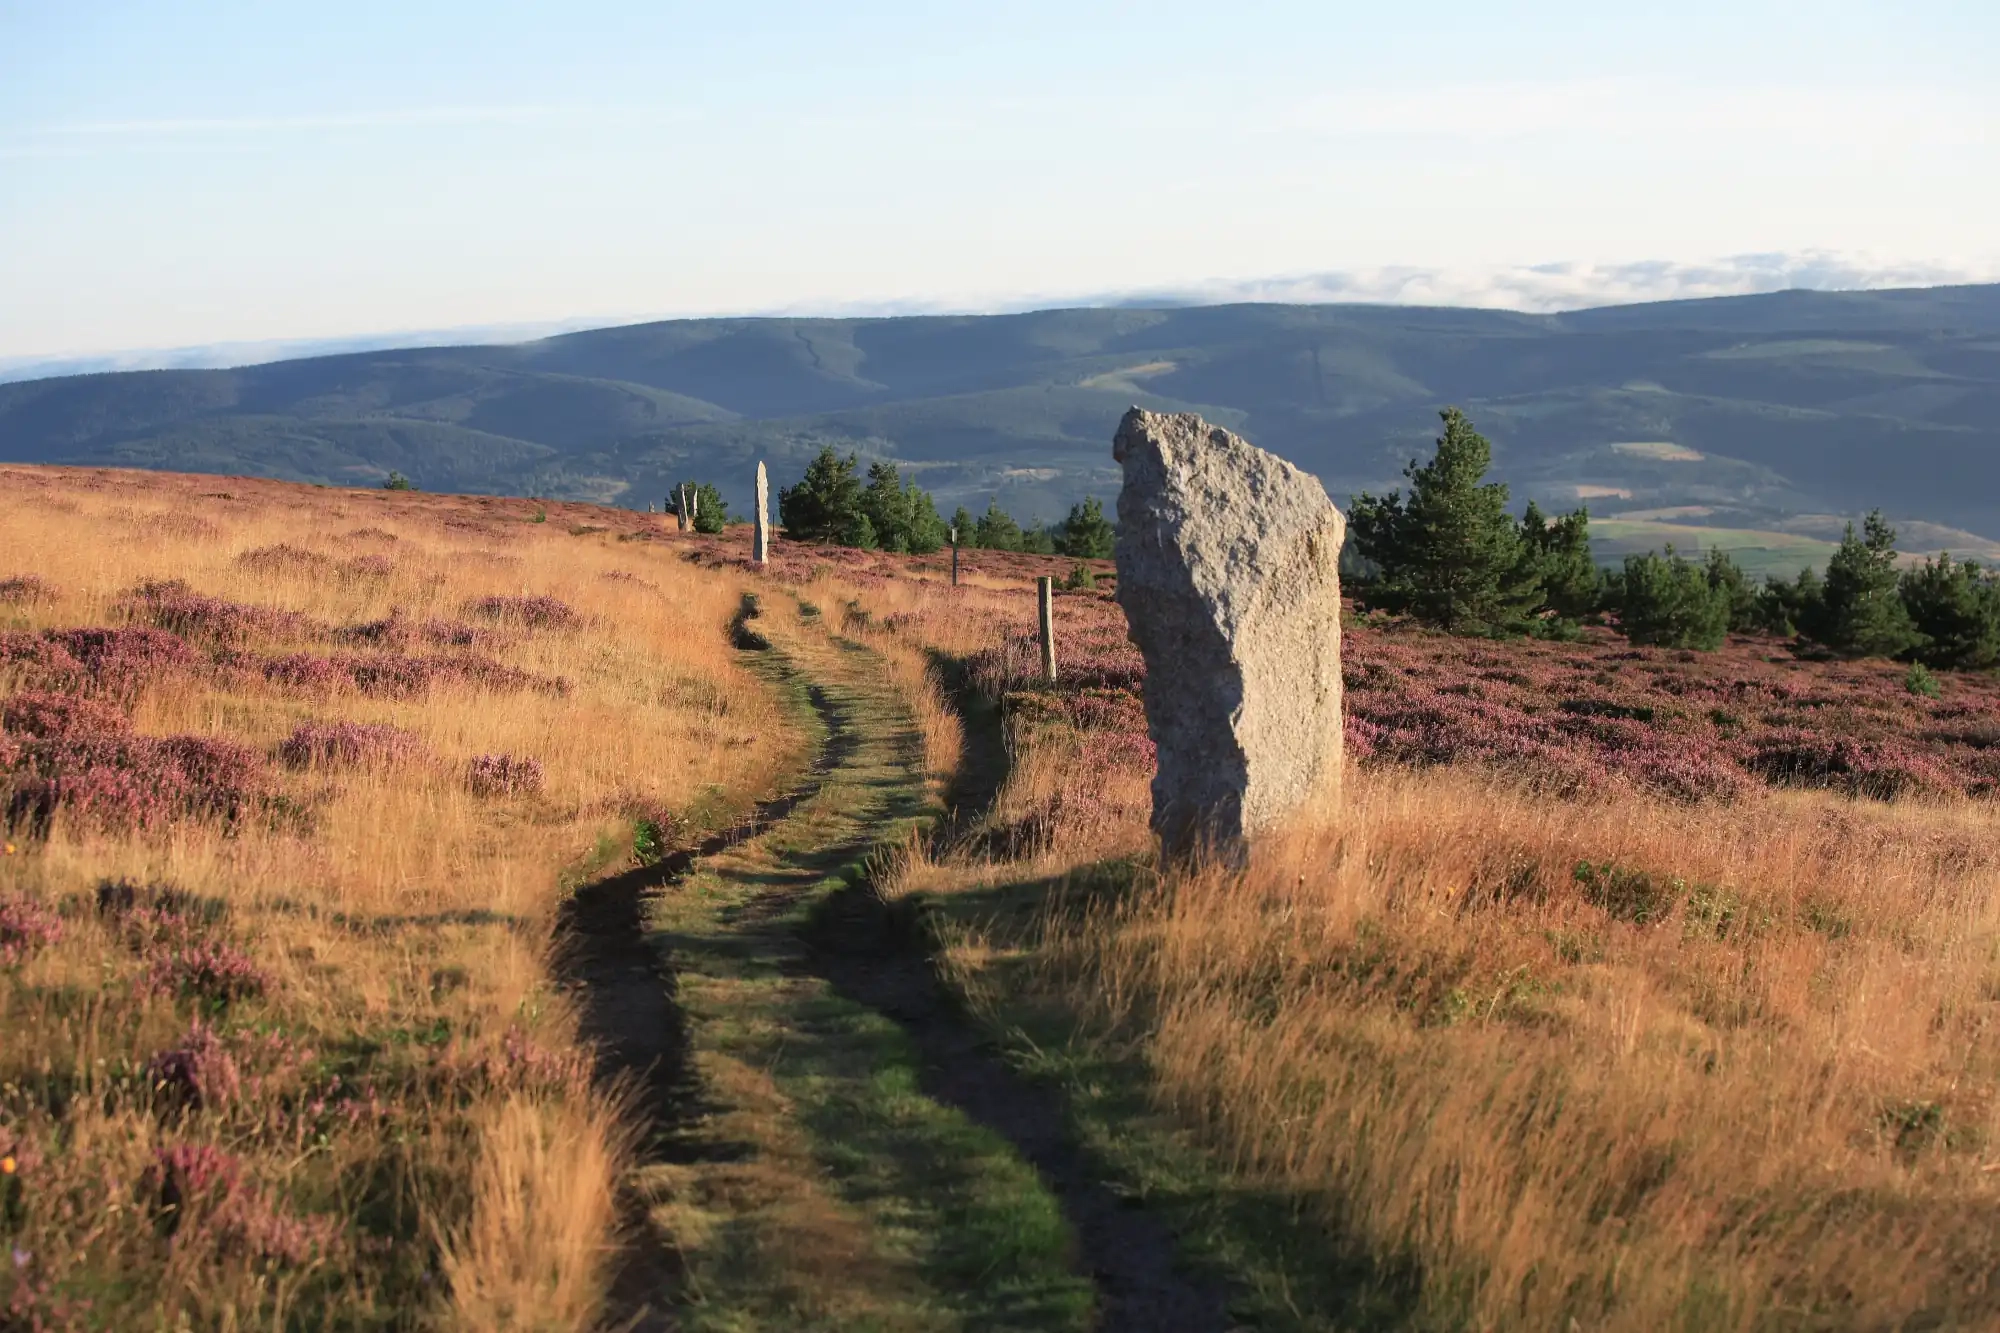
[2,0,1995,362]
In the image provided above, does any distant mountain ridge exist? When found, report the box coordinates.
[5,284,2000,567]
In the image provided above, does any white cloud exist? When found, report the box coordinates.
[1113,252,2000,314]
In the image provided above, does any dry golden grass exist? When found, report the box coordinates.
[1018,770,2000,1328]
[0,467,800,1329]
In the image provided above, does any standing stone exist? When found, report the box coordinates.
[1112,408,1346,856]
[753,461,771,564]
[1037,576,1057,683]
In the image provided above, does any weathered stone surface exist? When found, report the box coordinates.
[753,461,771,563]
[1112,407,1346,854]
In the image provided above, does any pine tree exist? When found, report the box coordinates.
[1349,408,1541,632]
[1755,566,1824,637]
[670,480,729,534]
[949,507,976,546]
[1799,511,1918,658]
[1703,549,1759,631]
[1055,497,1116,559]
[901,483,948,554]
[1617,545,1730,649]
[861,462,915,552]
[1518,501,1599,620]
[778,449,867,544]
[972,501,1023,552]
[1900,553,2000,669]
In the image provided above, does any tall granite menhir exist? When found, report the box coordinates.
[1112,408,1346,855]
[753,460,771,564]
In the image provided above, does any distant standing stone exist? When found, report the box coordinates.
[1112,407,1346,856]
[753,461,771,564]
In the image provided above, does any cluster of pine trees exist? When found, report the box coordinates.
[1351,409,2000,670]
[770,447,1116,559]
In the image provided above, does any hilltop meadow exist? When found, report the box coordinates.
[5,466,2000,1330]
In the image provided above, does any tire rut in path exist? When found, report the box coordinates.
[801,644,1236,1333]
[553,681,853,1331]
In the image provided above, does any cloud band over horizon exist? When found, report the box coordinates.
[3,250,1996,385]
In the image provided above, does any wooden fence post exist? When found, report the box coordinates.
[1037,576,1056,684]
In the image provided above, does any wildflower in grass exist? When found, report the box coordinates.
[466,753,544,797]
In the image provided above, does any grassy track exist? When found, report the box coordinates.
[613,601,1094,1331]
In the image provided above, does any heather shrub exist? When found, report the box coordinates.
[235,544,333,576]
[0,630,83,682]
[38,625,198,696]
[142,1143,336,1267]
[125,579,313,645]
[464,594,583,631]
[0,574,56,605]
[277,722,422,770]
[1747,728,1954,800]
[4,731,263,834]
[260,649,560,699]
[339,553,394,580]
[98,877,227,949]
[349,651,559,698]
[335,609,490,650]
[262,652,344,693]
[146,1022,243,1109]
[465,754,544,798]
[1,690,129,738]
[143,941,269,1003]
[0,894,63,965]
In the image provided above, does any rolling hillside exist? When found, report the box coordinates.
[6,284,2000,566]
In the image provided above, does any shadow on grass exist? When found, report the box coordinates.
[914,858,1434,1333]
